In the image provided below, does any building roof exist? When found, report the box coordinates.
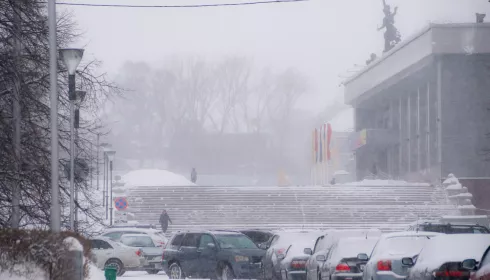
[343,23,490,106]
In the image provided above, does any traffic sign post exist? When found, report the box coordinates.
[114,197,128,211]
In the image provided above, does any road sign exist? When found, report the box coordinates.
[114,197,128,211]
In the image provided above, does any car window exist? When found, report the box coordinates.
[370,239,382,258]
[181,233,201,247]
[199,234,215,249]
[91,239,113,250]
[313,236,323,253]
[480,247,490,267]
[121,236,155,247]
[172,234,185,246]
[103,232,123,240]
[215,234,258,249]
[270,235,279,246]
[99,240,113,249]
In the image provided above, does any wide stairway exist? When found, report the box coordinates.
[127,183,457,233]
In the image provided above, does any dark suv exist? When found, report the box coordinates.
[162,230,265,280]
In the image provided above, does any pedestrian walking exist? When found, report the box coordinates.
[159,209,172,233]
[191,167,197,183]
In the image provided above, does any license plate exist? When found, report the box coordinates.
[154,263,162,269]
[360,265,365,271]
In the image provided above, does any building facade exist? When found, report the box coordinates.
[344,23,490,184]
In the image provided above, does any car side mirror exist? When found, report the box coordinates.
[304,248,313,255]
[316,255,326,262]
[401,257,414,267]
[207,243,216,250]
[357,253,369,261]
[461,259,477,270]
[259,243,268,250]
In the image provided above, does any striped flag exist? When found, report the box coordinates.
[327,123,332,161]
[319,125,323,163]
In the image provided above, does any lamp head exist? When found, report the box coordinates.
[59,48,84,75]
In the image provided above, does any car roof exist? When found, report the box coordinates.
[121,233,152,237]
[172,229,243,235]
[103,227,161,233]
[381,231,442,238]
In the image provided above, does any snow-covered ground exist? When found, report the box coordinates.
[117,271,168,279]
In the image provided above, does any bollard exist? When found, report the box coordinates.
[104,266,117,280]
[61,237,84,280]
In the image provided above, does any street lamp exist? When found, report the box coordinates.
[105,150,116,225]
[73,90,86,232]
[101,143,112,218]
[60,48,84,231]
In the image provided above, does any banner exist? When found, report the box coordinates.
[327,123,332,161]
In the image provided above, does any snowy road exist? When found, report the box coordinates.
[119,271,168,279]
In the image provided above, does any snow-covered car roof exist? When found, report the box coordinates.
[381,231,442,238]
[120,233,151,237]
[102,227,162,233]
[413,234,490,270]
[373,232,441,259]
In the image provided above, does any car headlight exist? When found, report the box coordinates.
[235,255,249,262]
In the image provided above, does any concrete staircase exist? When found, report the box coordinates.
[127,183,457,233]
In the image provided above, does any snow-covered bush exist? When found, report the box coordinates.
[443,174,476,215]
[0,229,91,280]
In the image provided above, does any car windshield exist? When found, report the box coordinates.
[215,235,258,249]
[120,236,155,247]
[421,224,490,234]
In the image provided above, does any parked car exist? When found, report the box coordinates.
[363,232,441,280]
[406,222,490,234]
[262,230,323,280]
[463,245,490,280]
[120,233,164,274]
[319,237,379,280]
[305,230,382,280]
[89,236,145,276]
[407,234,490,280]
[162,230,265,280]
[101,226,168,247]
[241,229,275,248]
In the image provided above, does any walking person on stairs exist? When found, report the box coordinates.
[159,209,172,233]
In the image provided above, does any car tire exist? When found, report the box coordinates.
[105,259,125,277]
[221,265,236,280]
[146,269,160,274]
[169,263,184,279]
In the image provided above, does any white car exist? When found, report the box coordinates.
[90,236,146,276]
[120,233,165,275]
[407,234,490,280]
[101,226,168,247]
[362,232,441,280]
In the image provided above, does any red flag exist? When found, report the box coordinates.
[327,123,332,161]
[314,128,318,163]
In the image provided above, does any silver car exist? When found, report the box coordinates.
[120,233,165,275]
[305,230,382,280]
[90,237,146,276]
[362,232,440,280]
[319,237,378,280]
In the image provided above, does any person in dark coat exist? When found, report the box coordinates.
[159,210,172,233]
[191,168,197,183]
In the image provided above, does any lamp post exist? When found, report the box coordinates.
[73,90,86,232]
[105,150,116,225]
[100,143,112,219]
[48,0,59,233]
[60,48,84,231]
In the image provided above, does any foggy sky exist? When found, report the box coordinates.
[64,0,490,130]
